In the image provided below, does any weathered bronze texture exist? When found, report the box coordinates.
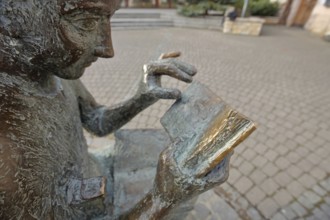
[0,0,255,219]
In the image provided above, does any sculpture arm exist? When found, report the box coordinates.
[78,86,158,136]
[73,56,197,137]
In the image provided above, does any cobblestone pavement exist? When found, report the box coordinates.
[82,26,330,219]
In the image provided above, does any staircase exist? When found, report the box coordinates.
[111,9,174,29]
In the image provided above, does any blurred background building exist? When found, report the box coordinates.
[119,0,330,39]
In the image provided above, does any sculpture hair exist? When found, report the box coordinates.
[0,0,62,73]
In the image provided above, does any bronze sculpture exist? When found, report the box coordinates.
[0,0,255,219]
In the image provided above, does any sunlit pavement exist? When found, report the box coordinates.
[82,26,330,220]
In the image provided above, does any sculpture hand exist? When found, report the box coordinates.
[139,52,197,100]
[153,142,232,205]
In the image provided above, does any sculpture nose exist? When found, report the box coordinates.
[94,19,114,58]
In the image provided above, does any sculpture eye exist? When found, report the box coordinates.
[74,18,99,31]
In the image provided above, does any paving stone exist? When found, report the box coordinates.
[325,196,330,204]
[234,176,253,194]
[280,206,298,220]
[298,174,317,188]
[287,151,301,164]
[260,178,280,196]
[235,196,250,210]
[319,160,330,173]
[271,212,287,220]
[228,168,242,185]
[274,189,294,207]
[274,171,293,187]
[296,135,308,146]
[313,208,329,220]
[264,149,279,162]
[247,207,263,220]
[252,155,268,167]
[295,147,310,158]
[254,143,267,155]
[232,155,244,167]
[194,203,211,219]
[290,201,308,217]
[275,157,291,170]
[320,178,330,191]
[210,196,240,220]
[306,153,322,166]
[296,159,314,173]
[303,191,322,205]
[258,198,280,219]
[262,163,280,177]
[298,194,315,209]
[305,216,317,220]
[286,180,305,198]
[239,161,255,175]
[276,145,290,156]
[314,147,329,159]
[317,129,330,142]
[310,167,327,182]
[287,165,304,179]
[320,203,330,217]
[245,186,266,206]
[265,139,278,149]
[250,169,267,185]
[312,185,327,197]
[242,148,257,161]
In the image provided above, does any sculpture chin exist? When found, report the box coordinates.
[53,57,97,80]
[54,66,86,80]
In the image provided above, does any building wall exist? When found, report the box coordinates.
[305,0,330,35]
[286,0,303,26]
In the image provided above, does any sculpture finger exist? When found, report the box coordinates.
[144,62,193,83]
[169,59,197,76]
[158,52,197,77]
[158,51,181,60]
[150,87,182,100]
[203,153,231,183]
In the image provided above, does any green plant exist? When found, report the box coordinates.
[232,0,279,17]
[235,0,250,16]
[250,0,279,16]
[177,1,226,17]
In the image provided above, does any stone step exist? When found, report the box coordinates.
[111,18,173,29]
[112,12,161,19]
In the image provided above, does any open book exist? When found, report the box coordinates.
[161,82,256,177]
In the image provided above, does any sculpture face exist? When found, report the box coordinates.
[0,0,120,79]
[56,0,118,79]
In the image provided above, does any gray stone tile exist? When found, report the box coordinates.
[250,169,267,185]
[290,201,308,217]
[262,163,280,177]
[258,198,280,219]
[274,171,293,188]
[245,186,266,206]
[286,180,305,198]
[273,189,294,207]
[234,176,253,194]
[260,178,280,196]
[298,174,317,189]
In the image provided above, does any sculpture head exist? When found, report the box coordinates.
[0,0,120,79]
